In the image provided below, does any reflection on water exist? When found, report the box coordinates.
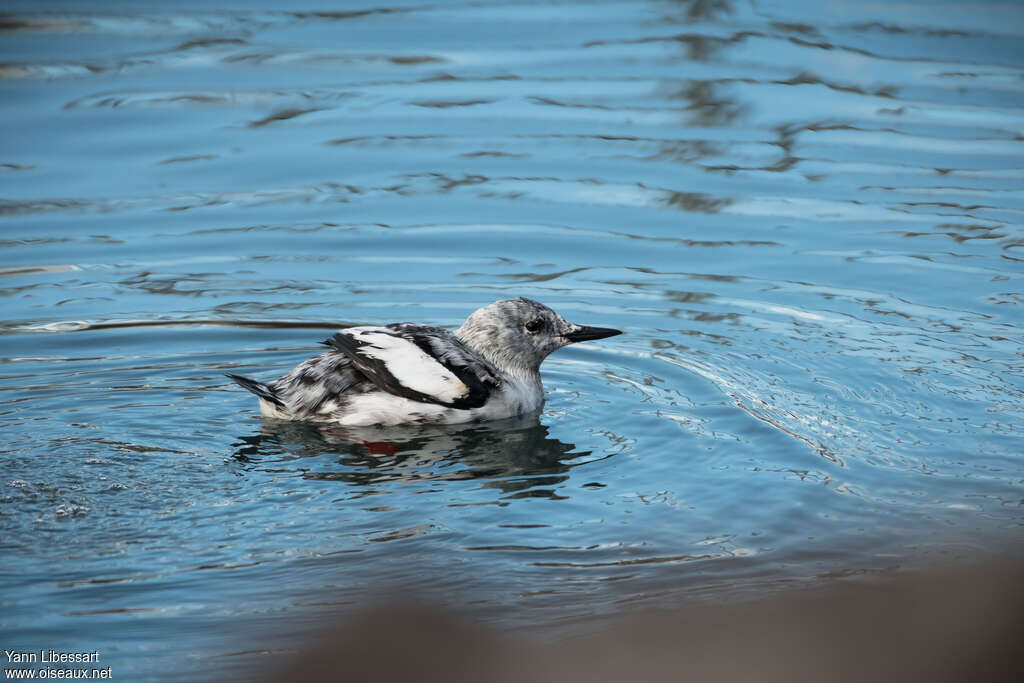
[233,416,590,498]
[2,0,1023,679]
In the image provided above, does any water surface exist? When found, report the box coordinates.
[2,1,1023,680]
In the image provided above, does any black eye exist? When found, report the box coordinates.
[525,318,544,333]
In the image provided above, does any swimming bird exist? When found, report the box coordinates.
[227,298,621,426]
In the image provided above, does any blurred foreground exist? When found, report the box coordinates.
[265,559,1023,683]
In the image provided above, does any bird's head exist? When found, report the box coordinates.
[455,298,621,375]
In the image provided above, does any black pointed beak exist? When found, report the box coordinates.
[563,325,622,343]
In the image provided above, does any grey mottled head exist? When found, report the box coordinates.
[455,298,621,376]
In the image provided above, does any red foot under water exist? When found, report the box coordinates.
[319,427,398,457]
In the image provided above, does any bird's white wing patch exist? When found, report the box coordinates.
[347,328,470,404]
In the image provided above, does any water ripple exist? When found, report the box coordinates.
[2,1,1022,678]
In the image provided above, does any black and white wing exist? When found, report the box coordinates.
[324,324,500,409]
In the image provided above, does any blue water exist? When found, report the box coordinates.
[2,0,1022,679]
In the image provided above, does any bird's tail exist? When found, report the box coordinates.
[226,373,286,408]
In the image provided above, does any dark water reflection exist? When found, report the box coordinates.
[233,416,590,498]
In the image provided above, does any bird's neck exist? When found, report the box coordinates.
[454,326,543,387]
[500,362,543,390]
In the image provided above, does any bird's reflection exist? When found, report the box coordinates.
[231,415,591,498]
